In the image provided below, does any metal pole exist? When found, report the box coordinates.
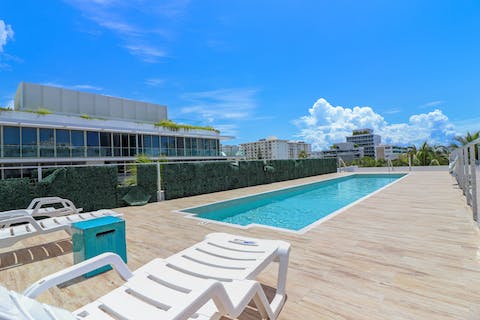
[156,161,164,201]
[470,145,478,221]
[38,166,43,182]
[463,148,469,201]
[408,155,412,171]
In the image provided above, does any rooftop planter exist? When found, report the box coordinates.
[154,120,220,134]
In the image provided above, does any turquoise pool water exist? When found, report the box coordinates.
[182,174,405,231]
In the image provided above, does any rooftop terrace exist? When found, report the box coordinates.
[1,170,479,319]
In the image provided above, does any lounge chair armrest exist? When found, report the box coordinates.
[23,253,133,298]
[0,209,30,221]
[0,215,38,228]
[27,197,63,209]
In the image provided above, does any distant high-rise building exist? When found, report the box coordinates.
[240,137,312,160]
[375,145,408,160]
[288,141,311,159]
[314,142,364,162]
[221,145,241,157]
[346,128,381,158]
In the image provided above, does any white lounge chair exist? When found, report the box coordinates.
[2,236,288,320]
[165,232,291,319]
[0,197,82,221]
[0,210,122,248]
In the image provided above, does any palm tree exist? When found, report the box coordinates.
[433,144,449,165]
[451,131,480,160]
[452,131,480,148]
[415,141,433,166]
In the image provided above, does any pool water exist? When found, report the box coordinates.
[182,174,405,231]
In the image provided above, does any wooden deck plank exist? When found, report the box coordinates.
[0,171,479,319]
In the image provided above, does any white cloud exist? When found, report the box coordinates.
[145,78,165,87]
[0,20,14,53]
[384,108,401,114]
[180,88,258,121]
[177,88,258,138]
[66,0,188,62]
[295,98,456,150]
[42,82,103,91]
[123,44,166,62]
[420,100,444,109]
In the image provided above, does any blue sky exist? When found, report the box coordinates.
[1,0,479,150]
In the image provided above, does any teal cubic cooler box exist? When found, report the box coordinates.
[72,216,127,278]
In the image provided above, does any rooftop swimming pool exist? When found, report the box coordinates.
[181,174,406,233]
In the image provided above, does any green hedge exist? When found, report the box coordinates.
[37,166,118,212]
[137,164,158,202]
[162,159,336,200]
[0,178,36,211]
[0,159,336,211]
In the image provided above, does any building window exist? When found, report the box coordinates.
[100,132,112,157]
[191,138,197,156]
[113,133,121,157]
[21,127,37,157]
[198,138,205,156]
[129,134,137,157]
[86,131,99,157]
[167,136,176,156]
[56,129,70,157]
[176,137,185,157]
[71,130,85,157]
[121,134,129,157]
[143,135,152,156]
[3,126,20,157]
[185,137,192,156]
[40,128,54,157]
[152,135,160,157]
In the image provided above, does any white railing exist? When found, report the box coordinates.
[451,138,480,222]
[337,157,347,172]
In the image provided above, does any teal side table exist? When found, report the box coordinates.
[72,216,127,278]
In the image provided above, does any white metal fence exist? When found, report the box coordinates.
[451,138,480,222]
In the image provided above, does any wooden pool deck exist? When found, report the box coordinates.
[1,171,480,319]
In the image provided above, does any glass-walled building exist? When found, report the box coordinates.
[0,82,228,170]
[0,125,220,159]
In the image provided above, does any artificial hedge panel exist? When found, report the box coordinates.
[162,158,336,200]
[0,178,36,211]
[0,159,336,211]
[37,166,118,212]
[137,164,158,202]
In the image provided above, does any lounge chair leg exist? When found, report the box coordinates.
[252,283,276,319]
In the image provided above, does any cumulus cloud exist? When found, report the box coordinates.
[0,20,14,53]
[295,98,455,150]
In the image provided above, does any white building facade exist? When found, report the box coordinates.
[375,145,408,160]
[0,83,228,172]
[288,141,311,159]
[316,142,364,162]
[345,128,381,158]
[240,137,312,160]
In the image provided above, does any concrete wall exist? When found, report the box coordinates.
[14,82,168,123]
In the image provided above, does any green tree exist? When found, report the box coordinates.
[452,131,480,147]
[298,150,309,158]
[415,141,434,166]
